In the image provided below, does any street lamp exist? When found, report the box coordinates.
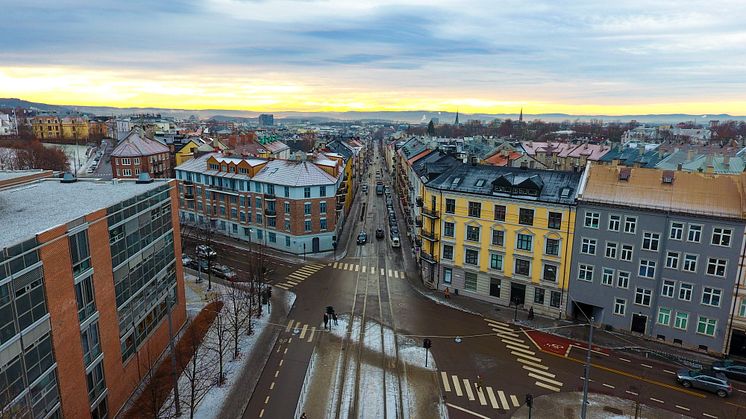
[581,316,595,419]
[303,243,306,261]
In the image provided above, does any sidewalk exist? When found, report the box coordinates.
[510,391,691,419]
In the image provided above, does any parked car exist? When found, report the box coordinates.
[211,264,237,281]
[391,235,401,248]
[181,253,193,268]
[362,184,368,194]
[196,244,217,259]
[676,369,732,397]
[390,225,399,235]
[357,231,368,245]
[376,228,385,239]
[711,360,746,381]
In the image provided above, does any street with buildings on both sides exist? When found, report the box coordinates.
[193,144,746,419]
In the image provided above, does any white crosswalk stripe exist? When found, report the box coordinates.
[486,387,499,409]
[362,266,366,273]
[441,372,451,392]
[463,378,475,400]
[400,270,406,278]
[497,390,509,410]
[494,330,520,338]
[476,386,487,405]
[451,375,463,396]
[510,395,520,407]
[522,366,555,377]
[535,381,561,392]
[515,357,549,369]
[381,268,385,275]
[513,353,543,363]
[394,270,399,278]
[388,269,393,277]
[506,345,535,356]
[529,373,563,387]
[355,264,359,272]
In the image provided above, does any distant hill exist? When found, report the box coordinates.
[2,98,744,124]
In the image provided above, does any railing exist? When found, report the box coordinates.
[264,209,276,216]
[416,197,423,207]
[421,251,437,264]
[264,193,276,200]
[422,207,439,218]
[421,230,438,241]
[336,202,344,210]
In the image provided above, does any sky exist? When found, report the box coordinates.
[1,0,745,115]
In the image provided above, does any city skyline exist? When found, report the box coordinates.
[2,0,745,115]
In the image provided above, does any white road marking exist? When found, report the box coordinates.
[362,266,366,273]
[476,386,487,405]
[528,373,562,387]
[664,369,675,374]
[299,324,308,339]
[285,320,294,332]
[445,403,491,419]
[522,366,555,378]
[452,375,463,396]
[270,381,275,390]
[619,357,631,362]
[500,335,526,345]
[516,358,548,369]
[675,405,690,411]
[506,345,535,356]
[275,284,290,290]
[503,340,530,349]
[343,263,349,270]
[703,413,718,419]
[288,273,305,280]
[388,269,393,277]
[602,383,615,389]
[307,327,315,342]
[259,408,264,417]
[650,397,664,403]
[626,390,638,396]
[371,266,376,273]
[333,262,339,268]
[641,363,653,369]
[463,378,475,400]
[495,330,520,338]
[394,270,399,278]
[441,372,451,392]
[399,270,406,278]
[355,264,359,272]
[510,394,519,407]
[381,268,385,275]
[535,381,561,392]
[512,353,543,363]
[486,387,499,409]
[286,280,300,285]
[497,390,509,410]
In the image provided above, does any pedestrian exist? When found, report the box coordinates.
[476,374,483,391]
[528,306,535,320]
[300,413,307,419]
[444,287,450,299]
[323,313,329,330]
[332,312,338,325]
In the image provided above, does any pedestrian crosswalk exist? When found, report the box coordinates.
[328,261,406,279]
[483,318,564,393]
[439,371,521,411]
[285,319,319,343]
[274,263,326,290]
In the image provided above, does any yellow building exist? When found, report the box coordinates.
[31,116,62,140]
[175,138,203,166]
[420,164,582,316]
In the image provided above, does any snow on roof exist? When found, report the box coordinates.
[0,178,170,249]
[111,129,169,157]
[253,160,338,186]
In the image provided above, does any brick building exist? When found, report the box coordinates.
[0,171,186,418]
[111,129,170,179]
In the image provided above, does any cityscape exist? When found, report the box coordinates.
[2,2,746,419]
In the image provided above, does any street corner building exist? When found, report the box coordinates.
[419,162,582,318]
[0,170,186,418]
[567,165,746,355]
[174,151,351,255]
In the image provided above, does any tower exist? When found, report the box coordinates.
[519,107,523,123]
[454,110,460,126]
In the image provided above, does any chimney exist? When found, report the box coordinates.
[724,154,731,167]
[677,163,683,171]
[705,153,714,173]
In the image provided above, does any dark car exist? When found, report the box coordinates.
[196,244,217,259]
[712,360,746,381]
[357,231,368,245]
[390,225,399,235]
[676,369,732,397]
[375,228,385,239]
[210,264,237,281]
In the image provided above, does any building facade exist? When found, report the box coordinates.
[420,164,581,317]
[31,116,90,142]
[111,129,171,179]
[0,172,186,419]
[567,165,746,354]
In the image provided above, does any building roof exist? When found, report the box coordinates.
[579,165,746,219]
[398,138,428,159]
[252,159,339,186]
[482,151,524,166]
[264,140,289,153]
[0,177,169,248]
[598,145,663,167]
[324,140,353,159]
[111,129,169,157]
[412,151,461,180]
[654,150,746,174]
[521,141,611,160]
[426,163,582,204]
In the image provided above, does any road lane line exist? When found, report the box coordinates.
[463,378,475,400]
[452,375,463,396]
[703,413,718,418]
[362,266,366,273]
[675,405,690,411]
[641,363,653,369]
[486,387,499,409]
[476,387,487,405]
[279,359,284,366]
[528,373,562,387]
[579,376,593,382]
[506,345,535,355]
[664,369,675,374]
[650,397,664,403]
[516,358,549,369]
[522,366,555,377]
[510,394,519,407]
[287,338,292,344]
[441,372,451,392]
[264,395,270,404]
[283,348,288,355]
[445,403,490,419]
[513,353,543,363]
[626,390,638,396]
[619,357,631,362]
[497,390,509,410]
[307,327,316,342]
[274,370,279,378]
[535,381,561,392]
[299,324,308,339]
[285,320,294,332]
[270,381,275,390]
[259,408,264,417]
[602,383,615,389]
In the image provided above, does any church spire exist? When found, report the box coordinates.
[455,109,460,125]
[519,107,523,123]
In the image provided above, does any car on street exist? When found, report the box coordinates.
[182,253,193,268]
[390,225,399,235]
[391,235,401,248]
[362,185,368,194]
[210,264,237,281]
[711,360,746,381]
[676,369,732,397]
[196,244,217,259]
[357,231,368,245]
[375,228,385,239]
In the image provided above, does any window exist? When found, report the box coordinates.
[706,258,727,277]
[256,197,263,208]
[466,225,480,242]
[578,264,593,282]
[657,308,672,326]
[320,218,327,230]
[494,205,506,221]
[464,249,479,265]
[516,233,533,251]
[624,216,637,234]
[634,288,652,306]
[284,186,290,197]
[491,230,504,246]
[515,258,531,276]
[80,321,101,367]
[69,229,91,277]
[641,232,660,251]
[617,271,630,288]
[712,227,732,247]
[468,202,481,218]
[267,184,275,195]
[442,245,454,260]
[702,287,722,307]
[608,214,621,231]
[665,252,679,269]
[674,312,689,330]
[464,272,478,291]
[490,254,503,270]
[75,275,97,322]
[601,268,614,286]
[519,208,534,226]
[443,267,452,284]
[548,212,562,229]
[545,238,560,256]
[678,283,693,301]
[605,242,618,259]
[304,187,311,198]
[445,198,455,214]
[670,222,684,240]
[682,254,698,272]
[687,224,702,242]
[543,264,558,282]
[87,361,106,403]
[320,186,326,197]
[580,238,596,255]
[697,316,717,336]
[268,232,276,243]
[638,260,656,278]
[320,202,327,214]
[741,300,746,317]
[533,287,546,305]
[620,244,633,261]
[444,222,455,237]
[584,211,600,228]
[304,203,312,215]
[550,291,561,308]
[304,220,312,232]
[661,280,676,298]
[285,236,291,247]
[614,298,626,316]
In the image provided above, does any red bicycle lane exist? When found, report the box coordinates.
[524,329,610,357]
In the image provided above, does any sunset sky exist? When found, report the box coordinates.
[1,0,745,115]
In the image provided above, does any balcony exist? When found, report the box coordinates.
[421,207,439,219]
[415,217,422,227]
[336,202,344,211]
[421,251,437,264]
[337,194,346,203]
[421,229,438,242]
[337,185,348,195]
[264,209,276,216]
[184,180,194,186]
[416,197,423,207]
[184,192,195,200]
[264,193,276,201]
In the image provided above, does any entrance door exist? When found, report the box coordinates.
[631,314,647,334]
[510,282,526,306]
[489,278,501,298]
[312,237,320,253]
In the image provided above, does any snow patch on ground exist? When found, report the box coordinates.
[420,292,480,316]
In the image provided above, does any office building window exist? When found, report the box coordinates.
[304,220,312,232]
[580,238,596,255]
[320,218,327,230]
[624,216,637,234]
[490,253,503,270]
[494,205,506,221]
[696,316,717,336]
[657,308,671,326]
[638,260,656,278]
[548,212,562,229]
[670,222,684,240]
[687,224,702,242]
[75,275,97,323]
[304,187,311,198]
[641,232,660,251]
[682,254,698,272]
[634,288,652,306]
[442,245,454,260]
[661,280,675,298]
[543,264,557,282]
[466,225,480,242]
[605,242,617,259]
[304,203,312,215]
[534,288,545,304]
[613,298,626,316]
[519,208,534,226]
[712,227,732,247]
[706,258,727,277]
[320,202,327,214]
[320,186,327,197]
[268,232,276,243]
[515,258,531,276]
[69,229,92,277]
[674,312,689,330]
[284,202,291,214]
[678,283,693,301]
[701,287,722,307]
[620,244,633,261]
[616,271,630,288]
[444,222,455,237]
[665,251,679,269]
[601,268,614,286]
[285,236,291,247]
[577,264,593,282]
[284,186,290,197]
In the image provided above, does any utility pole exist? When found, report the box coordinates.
[580,316,595,419]
[167,293,181,417]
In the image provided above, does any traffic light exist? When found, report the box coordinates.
[267,286,272,299]
[423,338,432,349]
[525,393,533,408]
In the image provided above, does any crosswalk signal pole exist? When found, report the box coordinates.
[423,338,432,367]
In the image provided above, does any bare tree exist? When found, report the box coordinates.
[127,345,176,419]
[225,282,252,359]
[246,242,269,317]
[195,221,217,291]
[207,293,229,386]
[180,324,216,419]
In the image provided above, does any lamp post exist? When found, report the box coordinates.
[581,316,595,419]
[303,243,306,261]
